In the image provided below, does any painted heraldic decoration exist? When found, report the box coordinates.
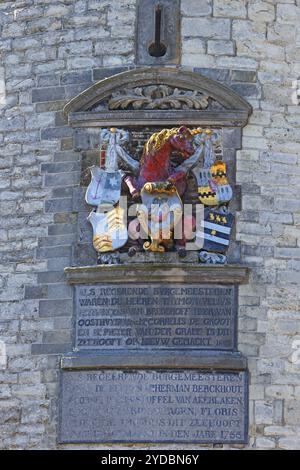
[108,85,210,110]
[62,68,253,264]
[85,126,235,265]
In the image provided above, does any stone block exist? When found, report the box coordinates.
[46,284,72,300]
[32,87,65,103]
[275,248,300,260]
[42,330,71,344]
[54,213,77,224]
[285,401,300,425]
[93,66,128,81]
[53,151,80,162]
[44,198,73,213]
[26,17,62,35]
[51,187,74,198]
[181,0,212,16]
[66,56,102,70]
[182,54,215,68]
[255,401,273,425]
[0,401,20,424]
[267,23,296,46]
[25,113,55,130]
[41,127,73,140]
[256,437,275,449]
[193,67,230,83]
[41,162,80,174]
[232,20,266,42]
[182,18,231,39]
[74,26,110,41]
[12,37,40,51]
[58,41,92,59]
[277,4,300,23]
[264,426,295,437]
[31,343,72,355]
[24,286,48,300]
[248,1,275,22]
[37,271,66,284]
[38,234,77,248]
[61,70,92,85]
[44,4,71,17]
[37,74,60,88]
[36,245,72,260]
[60,137,74,151]
[35,101,65,113]
[95,39,134,55]
[48,224,77,236]
[0,116,24,132]
[214,0,247,19]
[231,70,257,82]
[182,38,206,55]
[223,128,242,149]
[266,386,294,400]
[47,257,73,272]
[65,83,92,100]
[278,437,300,450]
[39,299,73,318]
[207,40,235,56]
[33,60,66,74]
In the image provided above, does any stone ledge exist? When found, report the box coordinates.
[60,350,247,371]
[64,263,249,285]
[67,109,250,128]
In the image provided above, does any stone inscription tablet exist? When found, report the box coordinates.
[59,369,248,444]
[75,284,237,351]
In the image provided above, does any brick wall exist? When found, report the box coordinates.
[0,0,300,449]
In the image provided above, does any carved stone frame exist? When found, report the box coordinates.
[64,67,252,128]
[64,67,252,266]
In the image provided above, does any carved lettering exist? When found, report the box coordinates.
[60,370,248,444]
[75,283,237,351]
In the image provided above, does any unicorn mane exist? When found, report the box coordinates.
[142,128,179,160]
[140,127,202,166]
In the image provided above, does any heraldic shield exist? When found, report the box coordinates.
[88,206,128,253]
[197,208,234,254]
[85,166,122,207]
[137,182,183,253]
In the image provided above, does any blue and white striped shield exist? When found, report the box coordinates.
[197,208,234,253]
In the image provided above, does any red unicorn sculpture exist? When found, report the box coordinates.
[124,126,195,198]
[125,127,199,255]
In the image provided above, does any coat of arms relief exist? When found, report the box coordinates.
[85,124,233,265]
[63,67,252,266]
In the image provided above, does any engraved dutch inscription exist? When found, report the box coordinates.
[75,283,237,351]
[60,369,248,444]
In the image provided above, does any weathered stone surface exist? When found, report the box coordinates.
[64,263,249,285]
[214,0,247,19]
[182,38,206,55]
[61,71,92,85]
[32,87,65,103]
[181,0,212,16]
[248,1,275,23]
[39,299,73,318]
[60,369,248,444]
[207,40,235,56]
[182,18,231,39]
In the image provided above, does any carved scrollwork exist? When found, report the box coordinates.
[107,85,210,110]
